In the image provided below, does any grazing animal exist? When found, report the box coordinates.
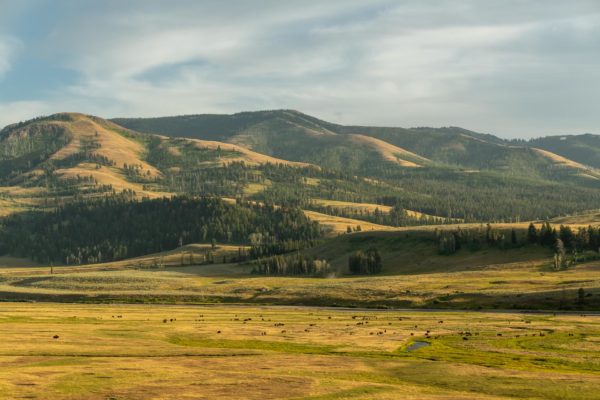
[53,335,59,339]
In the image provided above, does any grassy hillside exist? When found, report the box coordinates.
[526,133,600,168]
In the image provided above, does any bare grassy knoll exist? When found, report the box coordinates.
[0,303,598,399]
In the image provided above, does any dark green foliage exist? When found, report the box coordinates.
[438,232,458,255]
[578,287,586,305]
[511,228,518,245]
[0,123,70,182]
[559,225,575,249]
[252,253,331,276]
[0,196,322,264]
[527,223,538,244]
[348,248,383,275]
[539,222,558,247]
[436,225,509,255]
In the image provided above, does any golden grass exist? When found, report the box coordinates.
[189,138,313,167]
[243,182,270,196]
[347,134,429,167]
[303,210,399,234]
[313,199,393,213]
[0,303,598,399]
[532,148,600,178]
[0,198,30,216]
[45,114,160,178]
[54,163,170,199]
[311,199,459,222]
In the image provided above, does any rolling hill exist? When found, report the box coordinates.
[114,110,600,184]
[2,110,600,226]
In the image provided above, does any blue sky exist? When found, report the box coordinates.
[0,0,599,138]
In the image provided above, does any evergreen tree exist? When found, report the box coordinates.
[527,223,538,244]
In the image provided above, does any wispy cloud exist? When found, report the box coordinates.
[0,36,19,78]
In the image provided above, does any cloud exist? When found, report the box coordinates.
[0,100,50,129]
[2,1,600,137]
[0,36,19,78]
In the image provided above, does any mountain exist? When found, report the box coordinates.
[115,110,430,173]
[2,111,600,225]
[113,110,600,182]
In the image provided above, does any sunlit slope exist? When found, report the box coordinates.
[527,133,600,169]
[532,147,600,180]
[0,113,167,201]
[0,113,319,214]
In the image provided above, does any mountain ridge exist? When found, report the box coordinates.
[2,111,600,225]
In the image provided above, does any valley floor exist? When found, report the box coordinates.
[0,303,598,399]
[0,255,599,310]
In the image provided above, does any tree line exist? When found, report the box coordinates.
[252,252,331,276]
[0,196,322,265]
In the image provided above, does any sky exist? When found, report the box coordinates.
[0,0,599,138]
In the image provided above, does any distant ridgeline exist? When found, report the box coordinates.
[0,196,322,264]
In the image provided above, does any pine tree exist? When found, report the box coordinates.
[527,223,538,244]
